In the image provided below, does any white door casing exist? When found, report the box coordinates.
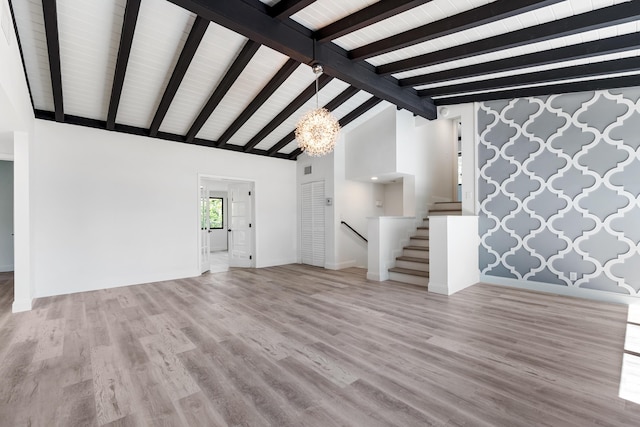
[199,183,211,273]
[228,182,253,268]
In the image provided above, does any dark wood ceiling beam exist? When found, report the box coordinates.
[418,57,640,98]
[185,40,260,142]
[266,85,359,156]
[243,74,332,152]
[41,0,64,122]
[435,74,640,106]
[217,59,299,148]
[350,0,562,61]
[270,0,316,19]
[377,1,640,75]
[35,109,290,160]
[149,16,209,137]
[288,95,382,159]
[107,0,142,130]
[315,0,432,43]
[400,33,640,88]
[167,0,436,119]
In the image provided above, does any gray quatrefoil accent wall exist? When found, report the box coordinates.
[478,87,640,297]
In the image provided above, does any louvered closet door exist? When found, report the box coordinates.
[301,181,325,267]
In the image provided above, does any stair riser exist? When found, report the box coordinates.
[403,249,429,258]
[389,272,428,287]
[433,202,462,210]
[430,211,462,216]
[409,238,429,248]
[415,229,429,237]
[395,260,429,272]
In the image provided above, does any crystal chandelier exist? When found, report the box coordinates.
[295,64,340,157]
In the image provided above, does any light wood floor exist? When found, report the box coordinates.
[0,266,639,426]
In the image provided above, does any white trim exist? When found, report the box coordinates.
[367,272,383,281]
[427,281,449,295]
[325,260,356,270]
[12,297,32,313]
[198,174,256,272]
[481,274,639,305]
[0,154,13,161]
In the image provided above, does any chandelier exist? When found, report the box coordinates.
[295,64,340,157]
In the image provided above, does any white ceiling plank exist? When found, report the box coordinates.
[158,22,248,136]
[11,0,55,111]
[211,63,317,147]
[57,0,125,120]
[194,45,290,142]
[115,0,194,128]
[290,0,378,31]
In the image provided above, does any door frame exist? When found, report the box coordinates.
[0,155,14,275]
[197,174,256,273]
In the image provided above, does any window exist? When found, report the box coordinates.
[201,197,223,229]
[208,197,223,229]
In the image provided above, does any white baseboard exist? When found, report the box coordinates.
[366,271,389,281]
[428,281,449,295]
[367,272,381,281]
[0,264,14,272]
[325,260,356,270]
[12,298,32,313]
[481,274,640,305]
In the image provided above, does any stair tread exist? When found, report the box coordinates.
[410,235,429,240]
[405,245,429,251]
[396,256,429,263]
[389,267,429,277]
[417,226,429,230]
[434,201,461,205]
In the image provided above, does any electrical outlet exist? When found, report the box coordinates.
[570,272,577,281]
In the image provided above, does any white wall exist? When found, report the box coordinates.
[334,139,383,268]
[414,117,456,207]
[0,0,36,311]
[345,106,397,180]
[0,160,13,271]
[383,181,403,216]
[31,120,297,297]
[436,103,477,214]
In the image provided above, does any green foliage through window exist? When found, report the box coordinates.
[201,197,223,229]
[209,197,223,229]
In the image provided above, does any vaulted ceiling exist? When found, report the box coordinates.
[9,0,640,160]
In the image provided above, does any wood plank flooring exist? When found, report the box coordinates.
[0,266,639,426]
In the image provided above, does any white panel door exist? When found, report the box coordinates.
[228,182,253,268]
[200,184,210,273]
[301,181,325,267]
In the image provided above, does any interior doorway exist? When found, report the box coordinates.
[455,120,462,202]
[198,176,255,274]
[0,159,13,316]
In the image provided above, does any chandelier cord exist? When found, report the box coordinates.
[315,70,319,108]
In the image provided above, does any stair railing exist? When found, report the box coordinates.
[341,221,367,243]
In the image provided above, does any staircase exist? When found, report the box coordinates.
[388,201,461,287]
